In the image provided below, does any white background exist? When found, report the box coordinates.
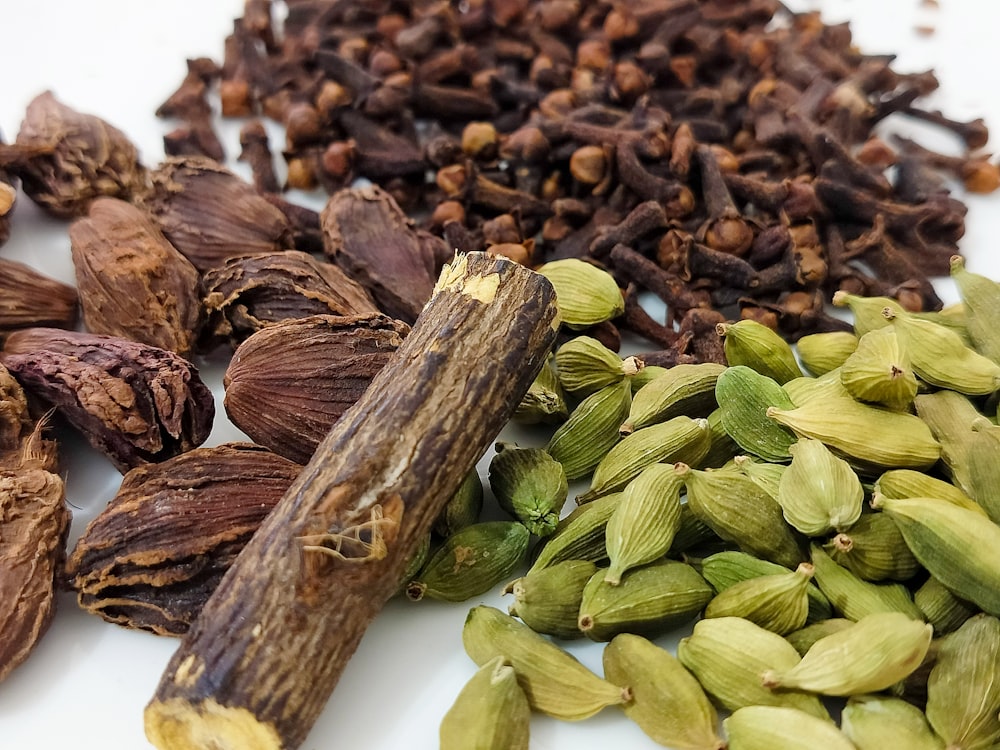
[2,1,1000,748]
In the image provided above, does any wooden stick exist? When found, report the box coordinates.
[145,253,558,749]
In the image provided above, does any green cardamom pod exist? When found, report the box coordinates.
[912,302,971,343]
[703,562,813,635]
[841,694,944,750]
[926,613,1000,749]
[795,331,858,376]
[512,353,568,425]
[840,326,918,410]
[734,455,785,500]
[914,576,978,636]
[537,258,624,330]
[809,543,923,621]
[630,364,668,392]
[578,415,710,502]
[781,368,844,406]
[407,522,529,602]
[715,365,797,462]
[677,462,805,569]
[489,444,567,537]
[667,503,722,557]
[777,438,863,536]
[963,417,1000,524]
[761,611,932,696]
[951,254,1000,364]
[874,494,1000,618]
[831,290,906,336]
[700,406,741,468]
[526,492,620,575]
[677,617,829,718]
[462,605,628,720]
[766,392,940,472]
[604,464,683,584]
[504,559,596,640]
[619,362,725,435]
[874,467,986,518]
[884,306,1000,395]
[784,618,853,656]
[547,379,631,480]
[578,559,713,642]
[699,550,831,624]
[554,335,642,398]
[724,705,855,750]
[603,634,726,750]
[434,468,484,537]
[439,656,530,750]
[396,532,432,595]
[717,319,803,384]
[914,390,983,494]
[824,512,920,581]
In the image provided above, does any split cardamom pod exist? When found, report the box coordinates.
[489,444,567,537]
[439,656,530,750]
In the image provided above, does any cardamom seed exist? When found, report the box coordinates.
[489,445,567,537]
[619,362,725,435]
[717,319,802,384]
[439,656,530,750]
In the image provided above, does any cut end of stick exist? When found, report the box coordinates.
[145,698,282,750]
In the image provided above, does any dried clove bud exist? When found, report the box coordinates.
[0,421,68,683]
[66,443,300,636]
[1,329,214,472]
[0,258,79,338]
[223,314,408,464]
[142,156,294,271]
[200,250,379,350]
[69,198,201,356]
[0,91,147,218]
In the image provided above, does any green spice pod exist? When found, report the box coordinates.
[718,319,803,384]
[578,415,710,502]
[677,617,829,718]
[526,492,620,575]
[841,694,944,750]
[462,605,628,721]
[734,456,785,500]
[578,560,713,642]
[724,705,855,750]
[840,326,918,410]
[434,468,484,537]
[554,335,641,398]
[703,562,814,635]
[914,390,983,494]
[777,438,863,536]
[831,290,906,337]
[796,331,858,376]
[963,418,1000,523]
[701,406,741,468]
[767,393,941,472]
[630,365,667,392]
[874,468,986,517]
[809,543,922,621]
[604,464,683,584]
[781,368,845,407]
[505,559,596,639]
[439,656,530,750]
[699,550,832,624]
[715,365,797,462]
[825,512,920,582]
[677,463,805,569]
[603,634,726,750]
[620,362,725,435]
[407,522,529,602]
[537,258,624,330]
[914,576,978,636]
[489,444,567,536]
[667,503,722,557]
[875,495,1000,617]
[784,618,854,656]
[761,611,932,696]
[547,379,630,480]
[951,254,1000,364]
[926,614,1000,749]
[396,532,432,596]
[885,306,1000,395]
[512,353,568,425]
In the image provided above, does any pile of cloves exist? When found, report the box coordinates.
[149,0,997,362]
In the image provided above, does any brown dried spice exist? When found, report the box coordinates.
[69,198,202,357]
[0,257,79,339]
[0,422,68,683]
[65,443,300,636]
[223,313,409,464]
[0,91,147,219]
[200,250,379,351]
[1,329,214,472]
[0,144,14,248]
[0,364,31,456]
[143,156,294,272]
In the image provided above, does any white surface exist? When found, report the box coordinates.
[2,1,1000,748]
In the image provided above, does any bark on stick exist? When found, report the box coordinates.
[144,252,559,750]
